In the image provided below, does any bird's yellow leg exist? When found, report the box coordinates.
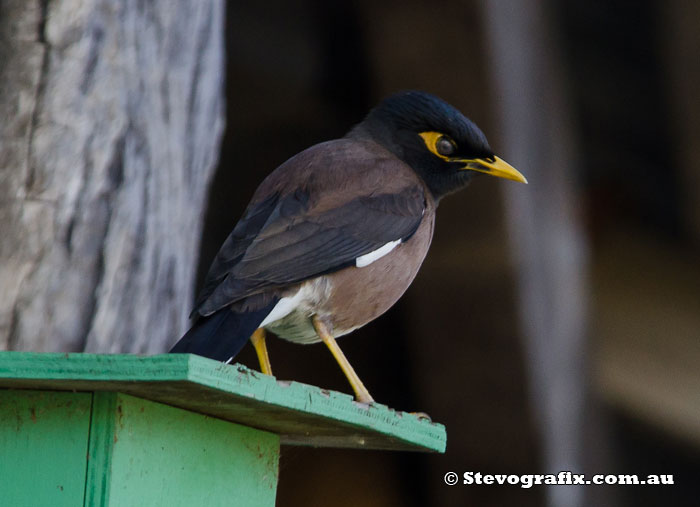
[251,328,273,376]
[312,316,374,404]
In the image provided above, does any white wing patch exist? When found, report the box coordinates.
[260,240,403,327]
[355,239,402,268]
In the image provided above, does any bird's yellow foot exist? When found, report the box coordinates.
[410,412,432,422]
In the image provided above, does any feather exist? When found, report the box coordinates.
[171,297,279,361]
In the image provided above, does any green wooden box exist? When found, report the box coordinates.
[0,352,445,506]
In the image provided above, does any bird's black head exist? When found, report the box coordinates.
[350,91,526,201]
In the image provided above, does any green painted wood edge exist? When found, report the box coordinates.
[0,351,446,453]
[0,352,188,382]
[184,356,446,452]
[84,392,118,507]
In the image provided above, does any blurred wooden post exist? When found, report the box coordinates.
[480,2,590,506]
[662,1,700,244]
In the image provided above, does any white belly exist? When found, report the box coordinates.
[261,278,331,344]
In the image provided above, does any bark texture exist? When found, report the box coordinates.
[0,0,225,353]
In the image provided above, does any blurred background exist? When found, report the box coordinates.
[2,1,699,506]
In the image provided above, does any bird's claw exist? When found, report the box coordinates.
[410,411,432,422]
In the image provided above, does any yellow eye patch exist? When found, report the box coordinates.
[418,131,456,160]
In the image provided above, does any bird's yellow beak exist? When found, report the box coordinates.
[458,156,528,184]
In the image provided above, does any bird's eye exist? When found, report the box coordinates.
[418,131,458,159]
[436,136,456,156]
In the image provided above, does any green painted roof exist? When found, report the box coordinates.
[0,352,445,453]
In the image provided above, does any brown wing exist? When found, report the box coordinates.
[194,139,427,316]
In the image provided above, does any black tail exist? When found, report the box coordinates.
[170,300,278,362]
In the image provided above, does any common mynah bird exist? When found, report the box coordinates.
[171,91,526,403]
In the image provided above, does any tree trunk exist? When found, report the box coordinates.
[0,0,225,353]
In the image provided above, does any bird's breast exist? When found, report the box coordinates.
[262,210,435,344]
